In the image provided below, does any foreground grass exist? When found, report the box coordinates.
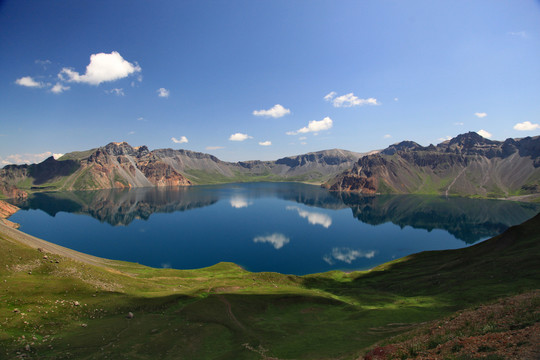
[0,212,539,359]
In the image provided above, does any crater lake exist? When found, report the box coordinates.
[8,182,540,275]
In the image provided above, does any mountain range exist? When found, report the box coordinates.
[1,132,539,199]
[325,132,540,198]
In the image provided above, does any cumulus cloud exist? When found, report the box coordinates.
[259,140,272,146]
[513,121,540,131]
[229,133,252,141]
[286,117,333,136]
[171,136,188,144]
[15,76,44,88]
[286,206,332,228]
[51,83,70,94]
[323,248,376,265]
[1,151,63,166]
[206,146,224,150]
[157,88,170,98]
[383,134,392,139]
[477,129,492,139]
[325,92,379,107]
[59,51,141,86]
[253,233,290,250]
[230,196,250,209]
[253,104,290,118]
[474,112,487,118]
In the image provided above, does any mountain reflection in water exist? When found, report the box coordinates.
[13,183,538,244]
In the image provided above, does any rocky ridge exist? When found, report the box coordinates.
[325,132,540,198]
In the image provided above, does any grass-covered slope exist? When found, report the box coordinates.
[0,211,538,359]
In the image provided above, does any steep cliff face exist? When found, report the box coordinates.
[325,132,540,198]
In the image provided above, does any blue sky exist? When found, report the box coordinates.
[1,0,539,165]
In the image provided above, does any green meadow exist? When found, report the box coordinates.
[0,211,538,359]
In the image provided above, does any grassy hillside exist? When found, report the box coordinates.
[0,211,538,359]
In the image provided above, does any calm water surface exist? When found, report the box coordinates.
[8,183,540,275]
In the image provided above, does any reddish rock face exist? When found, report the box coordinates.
[137,160,191,187]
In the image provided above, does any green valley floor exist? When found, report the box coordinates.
[0,207,539,359]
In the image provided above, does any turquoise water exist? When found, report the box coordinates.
[8,183,540,275]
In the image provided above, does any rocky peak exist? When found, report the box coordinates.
[102,142,138,156]
[381,141,422,155]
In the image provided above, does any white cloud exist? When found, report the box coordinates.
[286,117,333,135]
[1,151,62,166]
[325,92,379,108]
[171,136,188,144]
[323,248,376,265]
[508,31,527,38]
[59,51,141,86]
[157,88,170,98]
[474,112,487,118]
[299,136,307,141]
[383,134,392,139]
[253,233,290,250]
[394,97,399,101]
[230,196,250,209]
[259,140,272,146]
[513,121,540,131]
[15,76,44,88]
[51,83,70,94]
[106,88,124,96]
[253,104,290,118]
[128,131,135,135]
[438,136,452,142]
[477,129,492,139]
[287,206,332,228]
[323,91,337,101]
[229,133,252,141]
[206,146,224,150]
[137,117,145,121]
[454,122,464,126]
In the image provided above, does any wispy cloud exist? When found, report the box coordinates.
[106,88,125,96]
[206,146,224,150]
[477,129,492,139]
[253,104,290,118]
[474,112,487,118]
[383,134,392,139]
[51,83,70,94]
[229,133,252,141]
[513,121,540,131]
[508,31,527,38]
[59,51,141,86]
[324,92,379,108]
[454,122,464,126]
[258,140,272,146]
[15,76,45,88]
[171,136,188,144]
[157,88,170,98]
[253,233,290,250]
[286,206,332,228]
[286,117,333,136]
[323,247,376,265]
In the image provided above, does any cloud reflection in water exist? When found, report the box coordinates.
[286,206,332,228]
[230,196,251,208]
[253,233,290,249]
[323,247,376,265]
